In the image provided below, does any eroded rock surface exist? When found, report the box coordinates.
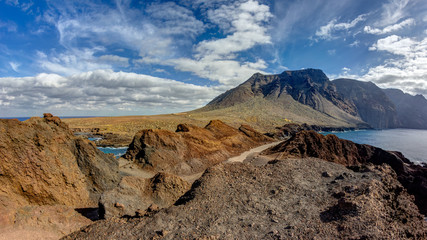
[263,130,427,215]
[0,114,121,237]
[99,172,190,219]
[123,120,273,175]
[64,159,427,239]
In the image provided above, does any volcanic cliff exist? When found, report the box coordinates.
[334,78,400,128]
[0,114,120,238]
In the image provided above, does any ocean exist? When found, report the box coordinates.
[97,147,128,158]
[321,129,427,164]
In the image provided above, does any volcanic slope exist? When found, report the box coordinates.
[383,88,427,129]
[334,78,399,129]
[192,69,369,130]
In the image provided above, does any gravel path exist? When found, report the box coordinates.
[226,141,281,163]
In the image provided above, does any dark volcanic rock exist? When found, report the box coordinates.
[266,123,360,139]
[202,69,367,128]
[263,130,427,215]
[122,120,273,176]
[64,159,427,239]
[334,78,399,129]
[383,88,427,129]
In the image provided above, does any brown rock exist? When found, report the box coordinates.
[99,172,191,219]
[263,130,427,215]
[123,120,273,175]
[64,159,427,239]
[0,114,121,227]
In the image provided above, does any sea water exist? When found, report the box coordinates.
[97,147,128,158]
[321,129,427,164]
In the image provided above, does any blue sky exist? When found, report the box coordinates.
[0,0,426,117]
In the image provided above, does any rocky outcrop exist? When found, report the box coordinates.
[0,114,120,230]
[99,173,191,219]
[334,78,399,129]
[383,88,427,129]
[266,123,361,139]
[123,120,273,176]
[263,130,427,215]
[64,159,427,239]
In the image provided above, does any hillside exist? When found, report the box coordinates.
[194,69,368,129]
[333,78,399,128]
[383,88,427,129]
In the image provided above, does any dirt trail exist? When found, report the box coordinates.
[226,141,281,163]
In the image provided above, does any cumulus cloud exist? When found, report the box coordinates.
[364,18,415,35]
[363,35,427,95]
[315,14,367,40]
[0,70,222,116]
[153,0,273,86]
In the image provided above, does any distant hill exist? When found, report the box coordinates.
[383,88,427,129]
[333,78,399,129]
[194,69,368,130]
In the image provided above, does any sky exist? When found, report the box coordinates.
[0,0,426,117]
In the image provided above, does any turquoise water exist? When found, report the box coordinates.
[97,147,127,158]
[321,129,427,164]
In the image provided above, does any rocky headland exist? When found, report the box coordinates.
[1,114,427,239]
[65,122,426,239]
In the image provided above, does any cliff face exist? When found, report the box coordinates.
[383,88,427,129]
[0,114,120,212]
[123,120,273,176]
[263,130,427,215]
[334,79,399,129]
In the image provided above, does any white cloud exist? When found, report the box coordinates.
[196,0,272,59]
[168,58,268,85]
[349,40,360,47]
[368,35,416,55]
[9,62,20,72]
[149,0,273,86]
[36,48,111,76]
[364,18,415,35]
[363,35,427,95]
[0,69,222,116]
[98,55,129,67]
[315,14,367,40]
[0,20,17,32]
[377,0,410,27]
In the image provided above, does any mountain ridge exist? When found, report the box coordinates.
[195,69,427,130]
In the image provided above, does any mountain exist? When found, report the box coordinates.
[196,69,368,129]
[333,78,399,129]
[383,88,427,129]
